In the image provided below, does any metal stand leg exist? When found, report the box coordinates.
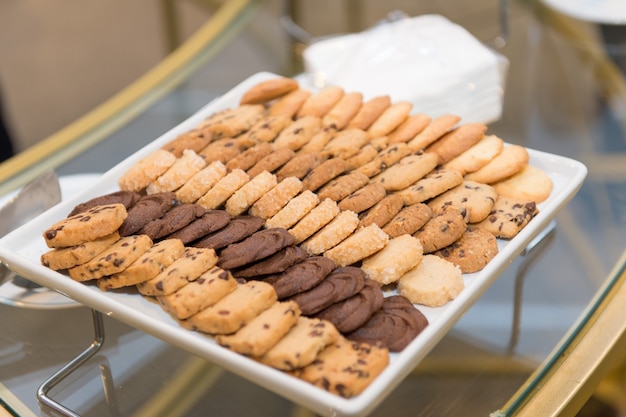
[37,309,105,417]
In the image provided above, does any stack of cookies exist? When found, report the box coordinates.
[39,76,554,398]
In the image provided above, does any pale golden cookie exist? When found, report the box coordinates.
[237,114,292,144]
[118,149,177,192]
[322,92,363,129]
[265,190,319,230]
[356,142,412,178]
[268,88,312,118]
[297,86,344,118]
[396,168,463,205]
[41,232,121,271]
[492,164,553,203]
[345,144,379,170]
[147,149,206,194]
[382,203,433,238]
[198,104,265,140]
[373,152,439,191]
[347,95,391,130]
[288,198,340,244]
[317,171,370,202]
[428,180,498,223]
[387,113,431,144]
[225,170,277,216]
[272,115,322,151]
[464,144,530,184]
[474,196,538,239]
[442,134,504,175]
[239,77,299,105]
[361,234,423,285]
[426,122,487,164]
[300,209,359,256]
[175,160,227,204]
[323,224,389,267]
[298,126,336,154]
[407,114,461,151]
[367,101,412,138]
[322,128,370,159]
[434,227,498,273]
[196,169,250,210]
[397,254,464,307]
[249,176,303,219]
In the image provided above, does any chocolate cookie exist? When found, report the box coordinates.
[68,190,141,217]
[119,192,176,237]
[166,209,231,245]
[193,215,265,250]
[140,203,206,240]
[263,256,336,299]
[218,228,296,270]
[233,245,307,279]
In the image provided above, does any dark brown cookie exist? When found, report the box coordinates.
[166,209,231,244]
[315,279,384,334]
[140,203,206,240]
[193,215,265,250]
[218,228,296,270]
[347,295,428,352]
[119,192,176,236]
[232,245,307,278]
[263,256,336,300]
[288,266,365,315]
[68,190,142,217]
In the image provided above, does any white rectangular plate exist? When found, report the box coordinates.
[0,72,587,417]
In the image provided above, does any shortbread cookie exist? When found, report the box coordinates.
[382,203,433,238]
[442,134,504,175]
[165,209,231,245]
[44,203,128,248]
[316,171,370,202]
[233,246,307,279]
[347,295,428,352]
[361,234,423,285]
[140,203,206,240]
[367,101,412,138]
[68,190,141,217]
[347,95,391,130]
[265,190,319,230]
[193,215,265,250]
[275,152,324,182]
[175,160,227,204]
[337,182,387,214]
[289,337,389,398]
[301,157,349,192]
[196,169,250,210]
[397,254,464,307]
[434,227,498,273]
[268,88,312,118]
[238,115,292,144]
[246,147,296,178]
[119,193,175,237]
[492,164,553,203]
[258,317,339,371]
[218,228,296,270]
[197,138,247,164]
[373,152,439,191]
[425,122,487,164]
[323,224,389,267]
[225,142,275,172]
[464,144,530,184]
[97,238,185,290]
[322,128,369,159]
[68,234,153,281]
[263,256,337,299]
[387,113,431,144]
[322,92,363,129]
[297,86,344,118]
[198,104,265,140]
[216,301,301,356]
[161,129,211,157]
[474,196,538,239]
[225,170,277,216]
[359,194,404,228]
[300,210,360,256]
[147,149,206,194]
[158,266,238,319]
[136,247,218,296]
[427,180,498,223]
[118,149,177,192]
[272,115,322,151]
[41,232,121,270]
[396,168,463,205]
[288,198,340,244]
[249,176,303,219]
[183,280,277,335]
[239,77,299,105]
[414,206,467,253]
[407,114,461,151]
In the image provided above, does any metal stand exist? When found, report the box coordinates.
[37,309,105,417]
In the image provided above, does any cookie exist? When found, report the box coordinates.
[297,126,336,154]
[239,114,292,144]
[347,295,428,352]
[41,232,121,271]
[344,144,379,170]
[175,160,227,204]
[96,238,185,290]
[361,234,423,285]
[367,101,412,138]
[337,181,387,214]
[216,300,301,356]
[193,215,265,250]
[246,147,296,178]
[492,164,553,203]
[289,337,389,398]
[136,246,218,296]
[322,92,363,129]
[198,104,265,140]
[442,134,504,175]
[373,151,439,191]
[301,157,349,192]
[414,206,467,253]
[297,86,344,118]
[347,95,391,130]
[268,88,312,118]
[225,142,275,172]
[356,142,412,178]
[396,168,463,205]
[359,194,404,228]
[264,190,319,230]
[258,317,340,371]
[225,170,277,216]
[288,266,365,315]
[464,144,530,184]
[275,151,324,182]
[119,192,175,237]
[165,209,231,245]
[196,169,250,210]
[68,234,153,281]
[425,122,487,164]
[382,203,433,238]
[197,138,247,165]
[249,176,303,219]
[233,245,307,279]
[387,113,431,144]
[397,254,464,307]
[323,224,389,267]
[239,77,299,105]
[161,129,211,157]
[321,128,370,159]
[272,115,322,151]
[147,149,206,194]
[158,266,238,319]
[183,280,277,335]
[474,196,538,239]
[300,210,359,256]
[427,180,498,223]
[316,171,370,202]
[140,203,206,240]
[407,114,461,151]
[43,203,128,248]
[68,190,141,217]
[288,198,340,244]
[263,256,337,299]
[434,226,498,273]
[118,149,177,192]
[217,228,296,270]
